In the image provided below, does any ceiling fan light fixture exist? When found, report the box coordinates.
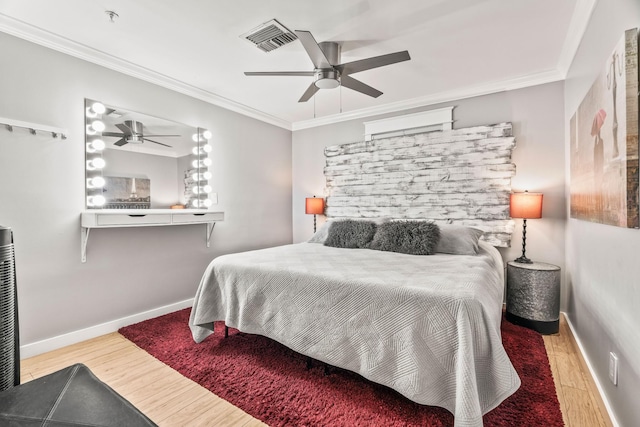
[244,29,410,103]
[314,70,340,89]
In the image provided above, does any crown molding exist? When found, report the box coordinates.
[556,0,598,77]
[1,3,590,134]
[0,13,292,131]
[291,68,565,131]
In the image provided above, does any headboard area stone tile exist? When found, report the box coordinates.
[323,122,516,247]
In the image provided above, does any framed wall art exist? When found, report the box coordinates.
[101,176,151,209]
[570,28,639,228]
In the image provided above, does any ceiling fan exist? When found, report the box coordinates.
[101,120,179,147]
[244,30,411,102]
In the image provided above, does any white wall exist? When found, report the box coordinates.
[293,82,566,290]
[0,32,292,356]
[564,0,640,425]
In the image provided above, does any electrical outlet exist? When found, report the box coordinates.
[210,193,218,204]
[609,352,619,386]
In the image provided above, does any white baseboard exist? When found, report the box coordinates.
[563,312,620,427]
[20,298,193,359]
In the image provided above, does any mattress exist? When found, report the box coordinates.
[189,241,520,427]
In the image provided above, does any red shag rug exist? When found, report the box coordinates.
[119,309,563,426]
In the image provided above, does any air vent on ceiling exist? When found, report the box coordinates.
[241,19,297,53]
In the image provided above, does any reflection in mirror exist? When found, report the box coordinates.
[84,99,213,209]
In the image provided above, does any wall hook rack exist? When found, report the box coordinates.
[1,117,67,139]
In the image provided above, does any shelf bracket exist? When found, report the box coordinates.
[206,222,216,248]
[81,227,90,263]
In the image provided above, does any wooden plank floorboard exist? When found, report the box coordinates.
[20,314,610,426]
[543,316,612,427]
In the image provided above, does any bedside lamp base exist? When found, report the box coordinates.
[514,218,534,264]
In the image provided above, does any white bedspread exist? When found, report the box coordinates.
[189,242,520,427]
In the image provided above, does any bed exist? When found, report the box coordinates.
[189,237,520,427]
[190,122,521,427]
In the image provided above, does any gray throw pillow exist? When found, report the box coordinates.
[309,218,390,244]
[323,219,377,249]
[435,225,484,255]
[369,221,440,255]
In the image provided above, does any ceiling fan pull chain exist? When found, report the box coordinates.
[340,86,343,114]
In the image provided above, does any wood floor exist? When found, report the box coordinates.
[543,316,613,427]
[20,314,611,427]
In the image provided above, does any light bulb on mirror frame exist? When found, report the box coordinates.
[87,157,106,170]
[191,158,212,168]
[192,198,213,208]
[87,139,105,153]
[85,102,106,118]
[191,144,213,155]
[87,195,106,207]
[192,130,212,142]
[91,102,106,114]
[87,176,106,188]
[191,171,212,181]
[192,185,212,195]
[90,120,105,133]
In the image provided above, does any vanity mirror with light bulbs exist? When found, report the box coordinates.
[80,98,224,262]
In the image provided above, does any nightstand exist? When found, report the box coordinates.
[506,261,560,334]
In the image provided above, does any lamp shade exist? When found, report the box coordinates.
[305,197,324,215]
[510,192,543,219]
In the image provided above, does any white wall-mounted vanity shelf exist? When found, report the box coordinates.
[80,209,224,262]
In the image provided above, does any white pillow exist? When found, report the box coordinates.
[435,225,484,255]
[308,219,334,243]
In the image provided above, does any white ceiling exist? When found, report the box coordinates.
[0,0,590,130]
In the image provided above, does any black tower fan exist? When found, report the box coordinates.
[0,225,19,390]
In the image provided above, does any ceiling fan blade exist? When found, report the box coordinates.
[298,82,320,102]
[337,51,411,75]
[115,123,133,134]
[101,132,125,137]
[244,71,315,76]
[144,134,181,137]
[294,30,332,69]
[113,138,128,146]
[340,75,383,98]
[143,138,173,148]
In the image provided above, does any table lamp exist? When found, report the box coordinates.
[305,196,324,233]
[510,191,543,264]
